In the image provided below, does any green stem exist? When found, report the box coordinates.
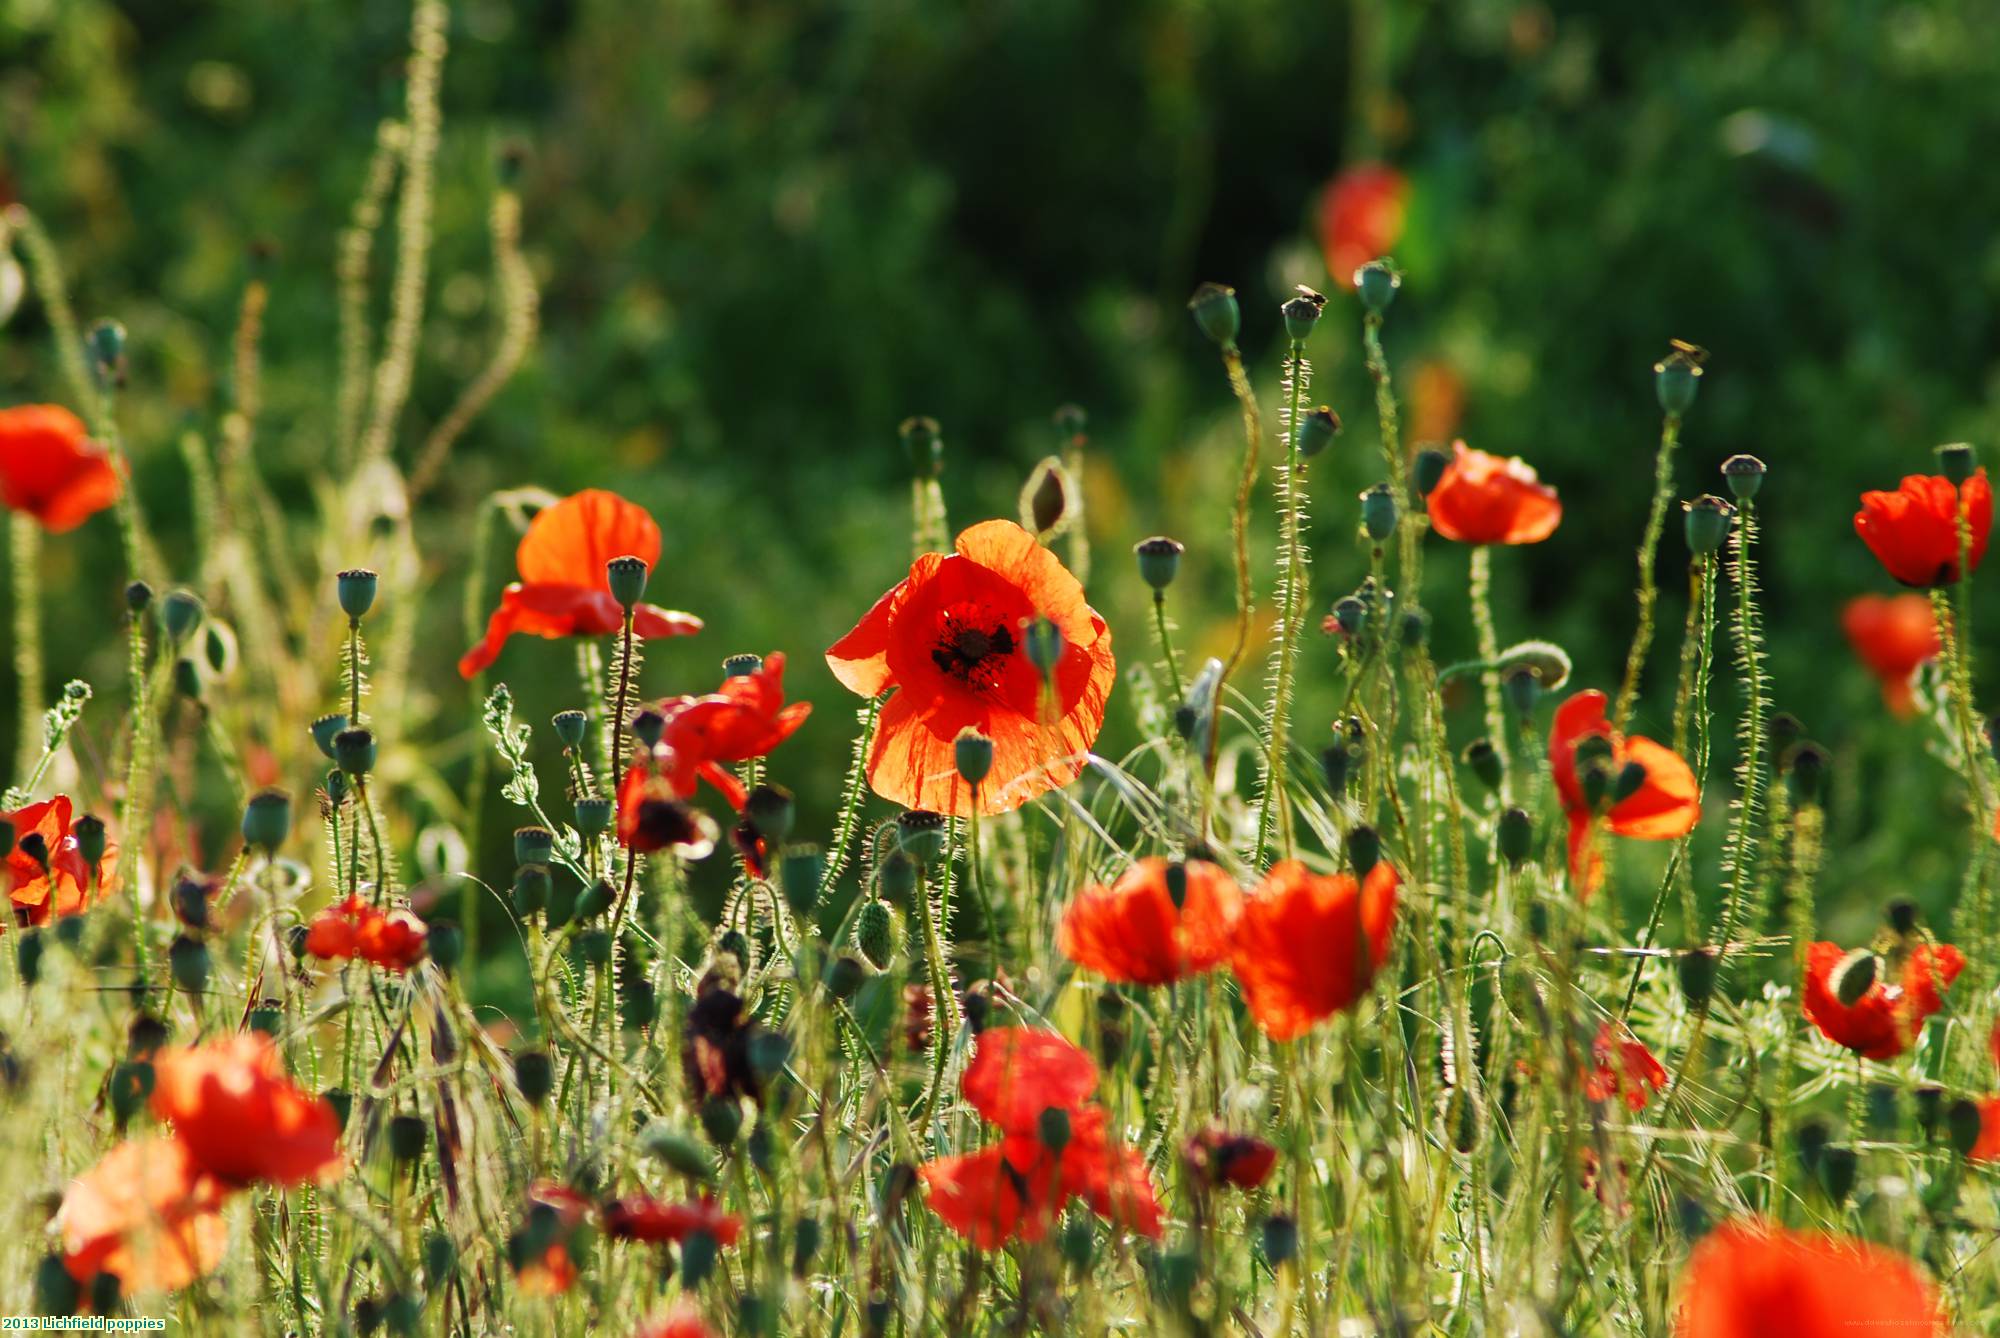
[10,516,41,784]
[1255,340,1311,866]
[1716,502,1767,953]
[1614,412,1682,732]
[1150,593,1185,704]
[1468,546,1510,801]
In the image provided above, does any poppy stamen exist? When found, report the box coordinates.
[931,607,1016,691]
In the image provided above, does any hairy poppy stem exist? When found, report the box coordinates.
[1468,546,1511,802]
[1361,311,1418,600]
[1255,340,1312,867]
[9,516,40,784]
[1150,593,1185,704]
[1716,501,1768,955]
[1218,346,1262,688]
[1614,412,1682,733]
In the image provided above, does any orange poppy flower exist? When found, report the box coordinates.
[640,652,813,809]
[1969,1098,2000,1163]
[0,404,121,532]
[1184,1125,1278,1191]
[603,1195,742,1247]
[926,1103,1164,1248]
[1229,860,1399,1041]
[1840,593,1941,716]
[2,794,118,928]
[1425,441,1562,546]
[1674,1220,1944,1337]
[149,1034,344,1187]
[1548,690,1700,894]
[826,519,1115,817]
[1585,1022,1669,1111]
[1315,163,1409,289]
[1056,857,1243,986]
[59,1138,228,1297]
[304,896,427,971]
[960,1026,1099,1133]
[1801,940,1964,1060]
[636,1307,720,1338]
[1855,471,1993,588]
[459,490,703,678]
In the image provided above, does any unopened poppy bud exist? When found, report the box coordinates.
[514,826,555,866]
[700,1096,744,1146]
[388,1113,427,1161]
[681,1226,720,1288]
[242,789,291,851]
[1360,483,1399,541]
[1412,447,1449,497]
[325,767,349,806]
[1654,343,1704,415]
[334,727,375,777]
[511,1049,553,1106]
[900,416,943,478]
[1022,456,1074,537]
[1832,949,1879,1006]
[512,864,550,917]
[1321,742,1353,794]
[87,318,127,388]
[1462,740,1502,791]
[1398,607,1429,649]
[1503,665,1541,718]
[896,810,948,865]
[337,568,378,620]
[570,879,611,920]
[1297,406,1340,459]
[125,580,152,614]
[1678,947,1719,1007]
[877,849,919,901]
[159,587,203,643]
[427,921,463,971]
[717,928,751,969]
[1886,898,1920,936]
[1281,286,1327,342]
[1038,1105,1072,1154]
[1721,454,1766,501]
[629,706,666,750]
[573,795,612,838]
[780,846,824,918]
[1187,282,1240,348]
[825,952,867,1000]
[128,1013,168,1057]
[169,934,210,994]
[1816,1145,1857,1205]
[955,728,994,787]
[1936,442,1975,484]
[1135,536,1185,592]
[1023,617,1064,678]
[1611,759,1649,805]
[1354,258,1400,313]
[856,899,899,968]
[1682,495,1733,557]
[552,709,587,749]
[745,785,795,844]
[311,713,348,759]
[1345,824,1380,877]
[173,656,203,701]
[1260,1213,1299,1266]
[73,814,107,868]
[1947,1098,1983,1157]
[1333,596,1366,635]
[16,930,43,985]
[1498,807,1533,868]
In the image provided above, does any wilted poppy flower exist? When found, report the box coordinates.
[1425,441,1562,546]
[636,1306,720,1338]
[1056,857,1242,986]
[1315,164,1409,289]
[1584,1023,1669,1111]
[615,766,720,858]
[634,653,813,810]
[1183,1124,1278,1191]
[960,1026,1099,1132]
[682,969,769,1105]
[826,519,1116,817]
[459,490,703,678]
[1801,940,1964,1060]
[58,1138,228,1297]
[1548,690,1700,894]
[1840,593,1940,716]
[1674,1220,1944,1337]
[304,896,427,971]
[0,404,121,532]
[1854,471,1992,588]
[149,1034,343,1187]
[1229,860,1399,1041]
[603,1195,742,1247]
[3,795,117,928]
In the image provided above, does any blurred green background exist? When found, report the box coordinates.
[6,0,2000,953]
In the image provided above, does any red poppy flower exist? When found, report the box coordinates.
[615,765,721,858]
[1056,857,1243,986]
[0,404,121,532]
[1584,1023,1669,1111]
[1854,471,1993,588]
[960,1026,1099,1132]
[149,1034,344,1187]
[603,1195,742,1247]
[1425,441,1562,546]
[1674,1220,1944,1337]
[304,896,426,971]
[1315,163,1409,289]
[826,519,1116,817]
[920,1146,1055,1249]
[2,795,118,928]
[458,490,703,678]
[1840,594,1940,716]
[640,653,813,810]
[926,1104,1165,1247]
[59,1138,229,1297]
[1548,690,1700,895]
[636,1307,720,1338]
[513,1181,591,1295]
[1183,1124,1278,1191]
[1801,940,1964,1060]
[1968,1098,2000,1163]
[1229,860,1399,1041]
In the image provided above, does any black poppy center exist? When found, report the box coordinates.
[932,608,1016,691]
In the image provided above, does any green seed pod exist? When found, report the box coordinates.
[1360,483,1399,542]
[1412,447,1449,497]
[311,713,348,758]
[1023,617,1064,677]
[324,1087,353,1131]
[1345,824,1380,877]
[1721,454,1766,501]
[1937,442,1976,485]
[1678,947,1719,1008]
[514,826,556,866]
[1354,259,1400,313]
[125,580,153,614]
[54,914,85,948]
[336,568,379,620]
[1654,344,1704,415]
[723,653,764,678]
[34,1252,80,1317]
[640,1121,716,1180]
[792,1216,823,1278]
[1332,596,1366,635]
[744,785,795,845]
[109,1059,153,1126]
[570,794,611,838]
[1785,742,1829,807]
[578,928,612,966]
[427,922,464,972]
[128,1013,169,1057]
[621,977,658,1029]
[1816,1145,1858,1206]
[159,587,204,643]
[1683,495,1734,556]
[174,656,203,701]
[1398,607,1429,649]
[1187,282,1240,348]
[387,1113,427,1162]
[700,1096,744,1147]
[1134,536,1185,592]
[1947,1098,1983,1158]
[512,864,550,918]
[424,1232,458,1284]
[1462,740,1502,791]
[1280,285,1326,341]
[1321,742,1353,795]
[1832,949,1879,1006]
[248,1006,282,1036]
[900,416,943,479]
[749,1029,793,1084]
[1498,807,1534,869]
[169,934,210,994]
[605,555,650,608]
[72,814,107,869]
[630,706,666,749]
[954,729,994,788]
[896,810,948,865]
[514,1050,554,1106]
[546,878,579,931]
[576,879,616,920]
[824,953,867,1001]
[1260,1213,1299,1266]
[552,709,588,749]
[333,727,376,778]
[1037,1105,1072,1155]
[1297,406,1341,460]
[242,788,292,851]
[780,846,824,919]
[680,1227,719,1289]
[856,900,899,969]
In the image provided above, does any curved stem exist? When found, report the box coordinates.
[1614,412,1682,732]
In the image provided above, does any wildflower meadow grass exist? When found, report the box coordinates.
[5,6,2000,1337]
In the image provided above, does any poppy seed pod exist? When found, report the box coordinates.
[575,879,616,920]
[1187,282,1241,348]
[165,878,207,928]
[16,930,43,985]
[514,826,556,866]
[427,921,463,972]
[1654,343,1704,415]
[333,727,376,777]
[1360,483,1399,541]
[512,864,550,918]
[824,952,867,1000]
[954,728,994,787]
[1678,947,1719,1008]
[1037,1105,1072,1155]
[1281,286,1327,342]
[681,1226,720,1288]
[1832,949,1879,1006]
[1297,405,1340,459]
[1611,759,1650,805]
[629,705,667,750]
[325,767,349,806]
[700,1096,743,1146]
[16,831,48,872]
[1354,258,1400,313]
[1398,607,1429,649]
[1023,617,1065,678]
[1936,442,1975,485]
[336,568,378,620]
[1816,1145,1858,1205]
[514,1050,554,1106]
[1683,495,1734,556]
[1332,596,1366,635]
[1947,1098,1984,1157]
[169,934,210,994]
[73,814,107,869]
[1497,807,1533,868]
[311,713,349,759]
[1321,742,1353,794]
[1412,447,1449,497]
[745,784,794,844]
[242,789,292,851]
[723,653,764,678]
[1162,860,1190,910]
[1502,665,1541,718]
[552,709,587,749]
[159,588,203,643]
[577,928,611,964]
[781,846,824,918]
[1345,824,1380,877]
[1134,536,1185,592]
[124,580,152,614]
[1462,740,1502,791]
[387,1113,427,1162]
[1260,1213,1299,1266]
[1887,898,1920,936]
[900,416,943,478]
[896,810,948,864]
[605,554,650,609]
[573,795,613,837]
[1721,454,1767,501]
